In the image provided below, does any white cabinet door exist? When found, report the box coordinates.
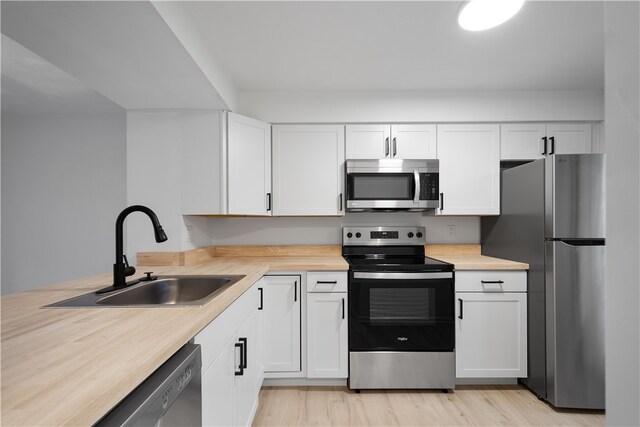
[346,125,390,159]
[456,292,527,378]
[307,293,348,378]
[201,337,235,427]
[272,125,345,216]
[500,123,546,160]
[262,275,301,373]
[437,124,500,215]
[547,123,592,155]
[391,124,437,159]
[234,307,263,427]
[227,112,272,215]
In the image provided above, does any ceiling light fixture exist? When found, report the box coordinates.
[458,0,525,31]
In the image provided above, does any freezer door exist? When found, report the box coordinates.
[545,154,605,239]
[545,240,605,409]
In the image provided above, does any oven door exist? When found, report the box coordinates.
[349,271,455,352]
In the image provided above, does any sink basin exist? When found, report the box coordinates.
[45,275,245,308]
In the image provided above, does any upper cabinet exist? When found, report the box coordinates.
[437,124,500,215]
[227,113,272,216]
[346,124,436,160]
[182,111,271,216]
[272,125,345,216]
[501,123,592,160]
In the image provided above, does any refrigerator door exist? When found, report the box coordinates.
[545,154,605,239]
[545,240,605,409]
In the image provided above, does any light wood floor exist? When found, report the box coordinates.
[253,385,604,426]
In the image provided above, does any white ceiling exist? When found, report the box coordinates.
[164,1,604,92]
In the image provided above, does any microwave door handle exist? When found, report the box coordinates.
[413,170,420,204]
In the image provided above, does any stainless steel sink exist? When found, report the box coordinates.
[45,275,245,308]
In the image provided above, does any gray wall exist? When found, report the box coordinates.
[209,214,480,245]
[604,2,640,425]
[1,111,126,294]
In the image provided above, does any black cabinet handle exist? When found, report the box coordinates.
[385,137,390,157]
[239,337,247,369]
[458,298,463,320]
[440,193,444,211]
[549,136,555,155]
[339,193,343,211]
[392,137,397,157]
[342,298,345,319]
[294,281,297,302]
[258,287,263,310]
[317,281,338,284]
[235,341,244,376]
[542,136,548,155]
[266,193,272,211]
[481,280,504,284]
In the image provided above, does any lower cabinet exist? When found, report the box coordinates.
[455,271,527,379]
[307,292,348,378]
[195,282,263,427]
[262,275,301,373]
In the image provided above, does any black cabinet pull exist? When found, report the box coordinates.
[440,193,444,211]
[235,341,244,376]
[266,193,272,211]
[339,193,343,211]
[481,280,504,284]
[258,287,263,310]
[549,136,555,155]
[239,337,248,369]
[392,137,397,157]
[341,298,345,319]
[317,281,338,284]
[385,137,390,157]
[294,281,297,302]
[542,136,548,155]
[458,298,463,320]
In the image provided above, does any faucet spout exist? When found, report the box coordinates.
[113,205,167,288]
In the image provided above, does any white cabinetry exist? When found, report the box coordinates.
[346,124,436,159]
[501,123,592,160]
[262,275,301,373]
[306,272,348,379]
[437,124,500,215]
[272,125,345,216]
[182,111,271,215]
[195,282,263,427]
[455,271,527,379]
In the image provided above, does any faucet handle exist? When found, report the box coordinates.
[123,255,136,277]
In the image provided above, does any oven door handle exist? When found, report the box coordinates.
[352,272,453,280]
[413,170,420,204]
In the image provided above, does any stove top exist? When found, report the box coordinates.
[341,226,454,272]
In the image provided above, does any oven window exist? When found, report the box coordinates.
[348,173,414,200]
[369,288,436,324]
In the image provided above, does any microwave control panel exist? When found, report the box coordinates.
[420,173,439,201]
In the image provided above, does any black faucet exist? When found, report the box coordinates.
[108,205,167,291]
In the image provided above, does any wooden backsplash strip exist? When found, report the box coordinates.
[425,244,481,256]
[137,251,183,266]
[212,245,341,258]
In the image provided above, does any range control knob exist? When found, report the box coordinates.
[346,232,353,238]
[407,232,414,238]
[416,232,423,238]
[355,232,362,238]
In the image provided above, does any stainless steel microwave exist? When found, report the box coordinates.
[346,159,440,212]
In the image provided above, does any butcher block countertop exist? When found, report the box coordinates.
[426,244,529,270]
[0,255,347,427]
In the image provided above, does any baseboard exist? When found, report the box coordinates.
[455,377,518,385]
[262,378,348,387]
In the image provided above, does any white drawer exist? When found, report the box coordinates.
[306,271,347,293]
[456,271,526,293]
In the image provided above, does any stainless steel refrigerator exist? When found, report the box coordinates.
[481,154,605,410]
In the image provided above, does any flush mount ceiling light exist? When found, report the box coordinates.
[458,0,525,31]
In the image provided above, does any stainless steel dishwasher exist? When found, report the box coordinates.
[97,343,202,427]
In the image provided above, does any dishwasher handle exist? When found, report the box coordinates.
[96,344,202,427]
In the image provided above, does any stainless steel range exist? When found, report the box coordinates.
[343,226,455,391]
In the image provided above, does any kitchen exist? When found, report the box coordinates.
[1,1,638,426]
